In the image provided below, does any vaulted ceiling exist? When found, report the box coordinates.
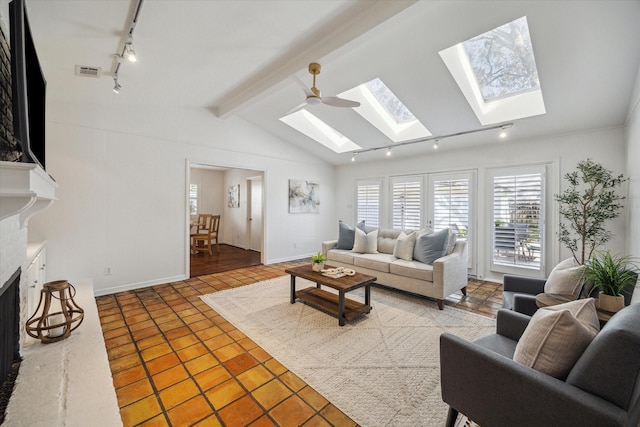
[14,0,640,165]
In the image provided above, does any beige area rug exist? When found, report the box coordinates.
[201,276,495,426]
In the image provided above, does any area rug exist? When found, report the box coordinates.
[201,276,495,426]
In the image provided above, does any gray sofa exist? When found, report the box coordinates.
[322,228,468,309]
[440,303,640,426]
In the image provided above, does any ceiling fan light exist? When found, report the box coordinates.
[307,97,322,105]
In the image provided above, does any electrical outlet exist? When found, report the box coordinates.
[104,267,112,275]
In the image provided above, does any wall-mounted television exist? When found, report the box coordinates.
[9,0,46,170]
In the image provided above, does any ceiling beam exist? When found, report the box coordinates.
[213,0,417,119]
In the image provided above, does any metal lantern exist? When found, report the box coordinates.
[25,280,84,343]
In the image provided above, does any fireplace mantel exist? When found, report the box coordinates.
[0,161,57,226]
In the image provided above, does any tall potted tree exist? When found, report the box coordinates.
[555,159,627,265]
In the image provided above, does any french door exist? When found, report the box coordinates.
[427,171,475,274]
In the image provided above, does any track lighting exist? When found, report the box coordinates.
[124,39,137,62]
[110,0,144,94]
[112,77,121,94]
[348,122,514,160]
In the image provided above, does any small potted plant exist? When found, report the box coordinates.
[585,252,639,313]
[311,252,326,272]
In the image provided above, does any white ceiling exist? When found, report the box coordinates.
[15,0,640,165]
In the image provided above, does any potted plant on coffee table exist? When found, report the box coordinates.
[311,252,327,272]
[585,252,639,313]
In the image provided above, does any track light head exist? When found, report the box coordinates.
[499,124,513,139]
[124,41,137,62]
[433,139,439,149]
[386,147,392,157]
[113,78,122,94]
[351,153,356,162]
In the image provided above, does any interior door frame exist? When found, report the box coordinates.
[184,159,266,278]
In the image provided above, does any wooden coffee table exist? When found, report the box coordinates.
[285,264,376,326]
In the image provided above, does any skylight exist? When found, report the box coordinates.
[340,78,431,142]
[439,16,545,125]
[279,110,361,153]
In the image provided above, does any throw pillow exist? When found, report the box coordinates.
[413,228,449,264]
[442,228,456,256]
[544,257,586,296]
[393,231,417,261]
[352,228,378,254]
[513,298,600,379]
[336,220,365,250]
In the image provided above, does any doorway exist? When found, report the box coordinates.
[187,163,264,277]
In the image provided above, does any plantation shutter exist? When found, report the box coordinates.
[492,170,543,270]
[356,181,381,228]
[391,177,422,230]
[433,178,470,237]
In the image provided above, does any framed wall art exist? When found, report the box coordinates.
[289,179,320,213]
[228,184,240,208]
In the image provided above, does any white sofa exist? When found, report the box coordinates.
[322,228,468,309]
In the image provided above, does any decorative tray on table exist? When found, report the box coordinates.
[321,267,356,279]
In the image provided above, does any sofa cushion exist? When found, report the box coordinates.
[544,257,585,296]
[377,228,403,254]
[393,231,416,261]
[326,249,355,265]
[390,259,434,281]
[414,228,449,264]
[354,253,394,273]
[352,228,378,254]
[336,220,365,250]
[513,298,599,379]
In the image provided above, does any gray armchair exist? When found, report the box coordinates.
[501,274,547,316]
[440,303,640,427]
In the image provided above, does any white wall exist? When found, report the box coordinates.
[626,64,640,261]
[335,127,628,282]
[625,62,640,305]
[222,168,262,249]
[28,103,336,295]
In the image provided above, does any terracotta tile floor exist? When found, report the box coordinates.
[96,260,502,426]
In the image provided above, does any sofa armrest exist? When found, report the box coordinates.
[503,274,546,294]
[322,240,338,257]
[440,333,626,427]
[512,294,540,316]
[495,309,531,341]
[433,241,468,298]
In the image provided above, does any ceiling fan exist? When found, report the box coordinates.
[287,62,360,114]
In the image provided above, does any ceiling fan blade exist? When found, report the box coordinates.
[284,101,309,116]
[292,75,314,98]
[321,96,360,108]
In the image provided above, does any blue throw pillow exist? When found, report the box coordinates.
[413,228,450,264]
[336,220,365,250]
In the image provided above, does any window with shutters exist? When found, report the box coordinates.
[491,167,544,271]
[356,180,381,228]
[432,178,470,238]
[189,184,198,215]
[391,176,422,230]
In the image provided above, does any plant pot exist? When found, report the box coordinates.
[598,293,625,313]
[312,262,324,272]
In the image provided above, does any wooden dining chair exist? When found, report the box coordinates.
[191,214,220,255]
[191,214,212,255]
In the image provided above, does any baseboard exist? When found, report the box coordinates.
[265,253,312,265]
[94,274,187,297]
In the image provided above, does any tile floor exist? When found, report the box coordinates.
[96,260,503,426]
